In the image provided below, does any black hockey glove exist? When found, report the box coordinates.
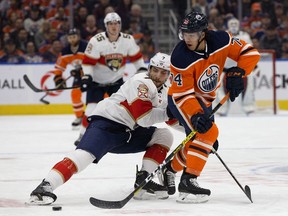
[80,75,93,92]
[191,113,213,134]
[70,67,83,78]
[225,67,245,102]
[53,75,66,89]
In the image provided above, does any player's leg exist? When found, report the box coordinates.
[167,96,218,203]
[110,126,172,199]
[70,88,84,130]
[28,149,96,205]
[29,117,129,205]
[74,84,105,146]
[242,75,256,115]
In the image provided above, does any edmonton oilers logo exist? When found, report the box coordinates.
[198,65,219,93]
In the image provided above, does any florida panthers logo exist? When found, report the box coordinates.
[105,53,123,72]
[198,65,219,93]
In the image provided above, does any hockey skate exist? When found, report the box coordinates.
[177,172,210,204]
[27,180,57,205]
[71,117,82,130]
[74,134,83,146]
[134,167,168,200]
[158,161,176,195]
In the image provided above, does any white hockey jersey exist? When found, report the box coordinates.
[91,73,169,130]
[82,32,146,84]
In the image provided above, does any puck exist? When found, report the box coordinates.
[52,206,62,211]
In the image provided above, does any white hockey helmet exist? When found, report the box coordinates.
[148,52,171,86]
[227,18,240,35]
[104,12,121,28]
[148,52,171,72]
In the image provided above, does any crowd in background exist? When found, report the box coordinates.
[0,0,288,64]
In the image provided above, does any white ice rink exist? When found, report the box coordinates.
[1,113,288,216]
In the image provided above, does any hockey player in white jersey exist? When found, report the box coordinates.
[28,52,178,205]
[74,12,147,145]
[216,17,259,116]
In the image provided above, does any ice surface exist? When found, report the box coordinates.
[1,113,288,216]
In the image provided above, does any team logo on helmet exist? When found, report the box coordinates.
[198,65,219,93]
[105,53,123,72]
[195,14,203,21]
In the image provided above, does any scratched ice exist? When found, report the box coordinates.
[1,113,287,216]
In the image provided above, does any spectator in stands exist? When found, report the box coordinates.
[5,0,24,20]
[81,14,103,41]
[138,29,155,62]
[49,7,68,30]
[260,0,277,27]
[23,4,45,37]
[0,38,25,63]
[129,4,150,33]
[259,25,282,58]
[215,0,232,16]
[116,0,133,31]
[15,28,30,53]
[281,38,288,59]
[245,2,263,37]
[192,0,210,16]
[46,0,69,19]
[278,16,288,39]
[41,39,62,63]
[34,20,51,49]
[93,0,112,22]
[126,18,143,44]
[9,17,24,40]
[23,41,43,63]
[38,27,60,54]
[2,11,19,34]
[74,6,88,30]
[252,36,261,51]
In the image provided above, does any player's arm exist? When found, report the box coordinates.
[122,79,167,127]
[227,33,260,76]
[53,54,68,88]
[125,34,147,73]
[81,37,100,91]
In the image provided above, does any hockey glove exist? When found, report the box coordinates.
[80,75,93,92]
[53,75,66,89]
[225,66,245,102]
[70,67,83,78]
[191,113,213,134]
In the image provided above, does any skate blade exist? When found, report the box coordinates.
[26,195,55,206]
[133,190,168,200]
[72,125,81,130]
[176,192,209,204]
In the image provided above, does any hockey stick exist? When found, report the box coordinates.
[89,93,230,209]
[39,75,73,105]
[23,74,78,92]
[211,149,253,203]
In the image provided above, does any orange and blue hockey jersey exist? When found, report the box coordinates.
[168,30,260,128]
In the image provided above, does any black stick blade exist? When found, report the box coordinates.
[244,185,253,203]
[89,194,132,209]
[23,74,43,92]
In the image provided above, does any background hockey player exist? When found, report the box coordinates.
[28,52,177,205]
[216,17,260,116]
[74,12,147,145]
[166,11,260,203]
[53,28,87,129]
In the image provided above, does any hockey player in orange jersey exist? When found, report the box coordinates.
[164,11,260,203]
[53,28,87,129]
